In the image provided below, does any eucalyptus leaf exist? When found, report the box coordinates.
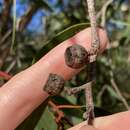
[107,86,120,100]
[35,107,57,130]
[33,23,89,62]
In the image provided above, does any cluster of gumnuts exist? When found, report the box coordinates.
[44,44,89,96]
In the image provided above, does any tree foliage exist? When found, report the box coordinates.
[0,0,130,129]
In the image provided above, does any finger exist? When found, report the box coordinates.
[95,110,130,130]
[68,110,130,130]
[33,27,108,79]
[0,28,108,130]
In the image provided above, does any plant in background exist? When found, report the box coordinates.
[0,0,130,130]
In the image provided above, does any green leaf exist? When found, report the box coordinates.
[107,86,121,100]
[35,107,57,130]
[33,23,89,62]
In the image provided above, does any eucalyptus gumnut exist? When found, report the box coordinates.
[64,44,89,69]
[43,73,65,96]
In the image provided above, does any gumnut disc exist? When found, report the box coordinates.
[65,44,89,69]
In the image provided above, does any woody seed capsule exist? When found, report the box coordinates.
[44,73,65,96]
[65,44,89,69]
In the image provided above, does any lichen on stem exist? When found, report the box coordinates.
[84,0,100,125]
[86,0,100,56]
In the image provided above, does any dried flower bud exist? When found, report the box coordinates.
[65,44,89,69]
[43,73,65,96]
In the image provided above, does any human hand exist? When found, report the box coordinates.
[0,27,109,130]
[69,110,130,130]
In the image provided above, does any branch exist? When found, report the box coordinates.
[110,78,129,110]
[97,0,113,27]
[0,44,10,68]
[57,105,82,109]
[1,0,12,35]
[48,101,64,123]
[84,0,100,125]
[65,82,91,95]
[0,2,41,45]
[17,3,40,32]
[86,0,100,57]
[97,85,108,106]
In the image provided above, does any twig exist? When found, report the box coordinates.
[0,71,12,80]
[0,29,12,45]
[10,0,17,53]
[84,82,94,125]
[48,100,84,123]
[5,59,16,73]
[0,45,10,68]
[0,2,43,69]
[86,0,100,56]
[0,2,40,45]
[84,0,100,125]
[1,0,12,35]
[97,0,113,18]
[97,85,108,106]
[101,0,113,27]
[17,2,40,32]
[110,78,129,110]
[48,101,64,123]
[64,82,91,95]
[97,0,113,27]
[57,105,83,109]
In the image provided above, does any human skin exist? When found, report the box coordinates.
[0,27,129,130]
[69,110,130,130]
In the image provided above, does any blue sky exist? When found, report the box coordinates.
[17,0,70,33]
[16,0,56,33]
[0,0,65,33]
[1,0,125,33]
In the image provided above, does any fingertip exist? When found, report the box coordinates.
[35,27,109,80]
[86,27,108,53]
[69,27,108,54]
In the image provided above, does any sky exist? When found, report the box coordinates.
[0,0,127,33]
[0,0,67,33]
[16,0,58,33]
[15,0,70,33]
